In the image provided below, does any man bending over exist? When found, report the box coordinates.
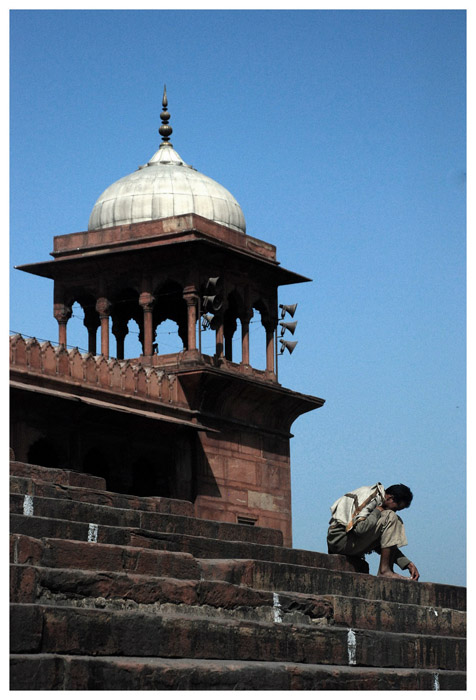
[327,482,420,581]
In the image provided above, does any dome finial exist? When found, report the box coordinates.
[159,84,173,147]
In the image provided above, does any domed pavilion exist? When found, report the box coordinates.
[11,88,324,544]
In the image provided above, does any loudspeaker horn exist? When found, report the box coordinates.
[201,313,214,330]
[202,295,222,312]
[279,339,298,355]
[202,277,223,312]
[206,277,220,289]
[279,303,298,319]
[279,321,297,336]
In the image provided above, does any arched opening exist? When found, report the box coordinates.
[199,315,217,356]
[223,289,243,362]
[232,318,243,362]
[155,318,183,354]
[61,294,98,354]
[249,299,270,371]
[66,302,89,352]
[27,437,59,469]
[111,288,142,359]
[121,319,142,359]
[153,280,187,354]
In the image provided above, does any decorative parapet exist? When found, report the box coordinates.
[9,334,181,405]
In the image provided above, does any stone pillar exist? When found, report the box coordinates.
[183,286,198,351]
[86,327,98,355]
[95,297,111,358]
[53,303,72,349]
[264,322,276,375]
[240,311,253,365]
[224,333,233,361]
[112,317,129,360]
[224,316,237,362]
[83,306,100,355]
[139,292,155,356]
[215,317,224,360]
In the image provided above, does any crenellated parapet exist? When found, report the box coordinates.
[9,334,181,405]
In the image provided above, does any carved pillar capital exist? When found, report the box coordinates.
[184,293,199,307]
[53,303,72,348]
[139,292,155,311]
[95,297,112,318]
[183,285,198,303]
[53,302,72,324]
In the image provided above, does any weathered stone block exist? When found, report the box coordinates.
[10,655,67,690]
[248,490,287,513]
[10,604,43,653]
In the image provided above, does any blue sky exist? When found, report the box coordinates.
[9,9,466,586]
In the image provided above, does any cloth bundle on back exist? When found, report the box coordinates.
[329,482,385,533]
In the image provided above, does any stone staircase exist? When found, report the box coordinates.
[10,461,466,690]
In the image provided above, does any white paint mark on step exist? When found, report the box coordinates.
[273,592,283,623]
[23,494,34,516]
[433,673,440,690]
[88,523,99,542]
[347,628,357,665]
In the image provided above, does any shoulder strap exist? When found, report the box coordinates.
[345,487,380,533]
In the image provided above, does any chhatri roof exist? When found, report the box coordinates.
[88,87,246,234]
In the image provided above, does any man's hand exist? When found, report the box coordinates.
[407,562,420,581]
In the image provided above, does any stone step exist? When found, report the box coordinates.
[198,558,466,611]
[8,459,467,691]
[10,461,106,490]
[9,517,467,609]
[10,603,465,671]
[10,493,282,546]
[10,534,200,579]
[9,655,466,691]
[10,562,466,638]
[10,474,194,517]
[9,563,334,625]
[125,523,366,573]
[8,513,375,575]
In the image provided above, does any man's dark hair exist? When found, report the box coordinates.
[386,484,413,507]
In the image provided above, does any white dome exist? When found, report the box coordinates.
[88,142,246,234]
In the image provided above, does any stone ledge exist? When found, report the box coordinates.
[10,604,466,670]
[10,655,465,691]
[10,563,466,637]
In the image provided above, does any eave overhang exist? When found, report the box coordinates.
[15,214,311,287]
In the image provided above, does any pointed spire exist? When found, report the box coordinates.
[159,85,173,146]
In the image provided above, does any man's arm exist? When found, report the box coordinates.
[352,507,382,534]
[405,561,420,581]
[373,545,420,580]
[394,550,420,580]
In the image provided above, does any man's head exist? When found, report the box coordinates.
[384,484,413,511]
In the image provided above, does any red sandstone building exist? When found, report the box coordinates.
[10,90,324,546]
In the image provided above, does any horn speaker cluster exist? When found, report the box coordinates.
[278,303,298,355]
